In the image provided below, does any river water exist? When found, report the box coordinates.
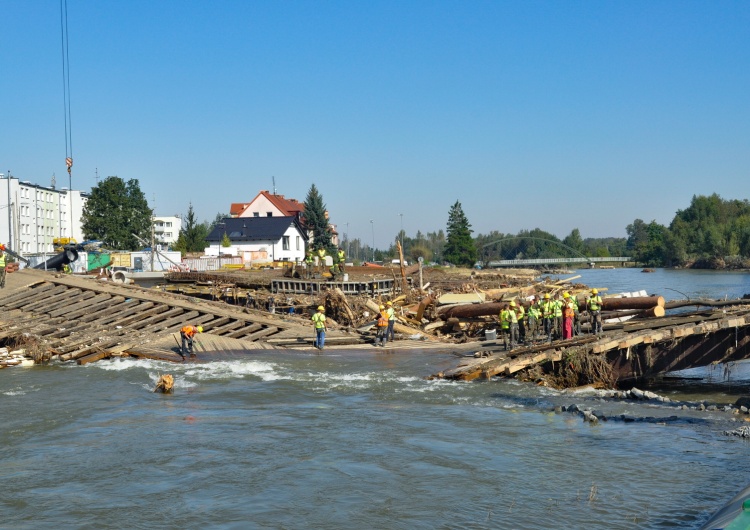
[2,268,750,529]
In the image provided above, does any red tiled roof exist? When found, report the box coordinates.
[229,203,250,216]
[261,191,305,216]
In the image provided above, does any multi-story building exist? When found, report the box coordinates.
[0,173,87,255]
[153,215,182,245]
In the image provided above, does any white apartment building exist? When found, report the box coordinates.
[0,173,88,255]
[153,215,181,245]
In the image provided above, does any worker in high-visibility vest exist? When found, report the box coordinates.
[508,301,519,349]
[0,244,6,289]
[180,325,203,359]
[337,248,346,273]
[552,294,563,341]
[386,301,396,342]
[527,297,541,342]
[375,304,389,347]
[499,303,512,350]
[588,288,603,334]
[562,292,575,340]
[541,293,554,341]
[311,305,327,350]
[514,299,526,343]
[316,247,328,274]
[304,251,314,279]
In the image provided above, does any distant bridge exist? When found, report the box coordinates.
[485,257,632,268]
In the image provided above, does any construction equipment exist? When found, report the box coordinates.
[1,244,30,265]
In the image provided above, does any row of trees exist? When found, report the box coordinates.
[80,178,750,269]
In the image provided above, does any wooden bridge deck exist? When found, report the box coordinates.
[0,269,371,364]
[433,307,750,383]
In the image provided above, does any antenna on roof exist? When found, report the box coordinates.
[272,175,276,195]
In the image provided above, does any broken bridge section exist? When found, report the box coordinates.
[0,269,357,365]
[434,307,750,386]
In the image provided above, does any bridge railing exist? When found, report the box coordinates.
[485,257,631,267]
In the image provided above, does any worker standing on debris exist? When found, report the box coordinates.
[569,291,580,335]
[337,248,346,273]
[562,293,575,339]
[527,297,540,342]
[386,301,396,341]
[305,251,314,278]
[552,293,563,340]
[588,288,603,334]
[542,294,554,341]
[0,244,6,289]
[316,247,328,274]
[508,301,519,349]
[514,299,526,343]
[499,304,512,350]
[312,305,327,350]
[375,304,389,347]
[180,324,203,359]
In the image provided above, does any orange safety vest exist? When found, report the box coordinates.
[181,325,198,338]
[377,311,389,327]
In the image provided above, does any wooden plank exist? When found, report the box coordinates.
[0,282,56,307]
[38,290,98,314]
[63,295,124,320]
[209,320,245,335]
[16,286,76,311]
[141,311,200,334]
[226,323,263,338]
[76,351,110,365]
[243,326,280,341]
[47,292,112,317]
[3,285,70,310]
[78,301,154,324]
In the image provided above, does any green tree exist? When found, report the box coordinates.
[221,232,231,247]
[302,184,333,252]
[173,203,209,254]
[444,201,477,267]
[81,176,152,250]
[562,228,585,255]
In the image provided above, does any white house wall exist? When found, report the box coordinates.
[237,195,284,218]
[205,225,305,263]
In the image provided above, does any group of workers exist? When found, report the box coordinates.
[498,289,603,350]
[310,300,397,350]
[304,247,346,279]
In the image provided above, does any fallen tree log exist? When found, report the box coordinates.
[438,302,505,319]
[591,296,665,311]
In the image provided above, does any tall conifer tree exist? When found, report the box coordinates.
[303,184,333,252]
[444,201,477,267]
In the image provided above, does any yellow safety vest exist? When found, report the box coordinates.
[312,312,326,329]
[589,296,602,311]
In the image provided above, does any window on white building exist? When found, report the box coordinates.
[253,212,259,217]
[282,236,290,250]
[267,212,272,217]
[296,236,300,250]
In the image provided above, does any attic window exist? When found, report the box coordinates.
[229,231,242,238]
[253,212,259,217]
[266,212,272,217]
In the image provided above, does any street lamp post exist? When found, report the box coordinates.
[370,219,375,262]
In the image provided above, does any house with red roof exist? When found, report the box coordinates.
[232,191,305,220]
[230,190,338,246]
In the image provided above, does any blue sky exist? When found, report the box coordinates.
[3,1,749,248]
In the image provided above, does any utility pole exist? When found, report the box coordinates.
[370,219,375,262]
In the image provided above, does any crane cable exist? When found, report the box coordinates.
[60,0,73,181]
